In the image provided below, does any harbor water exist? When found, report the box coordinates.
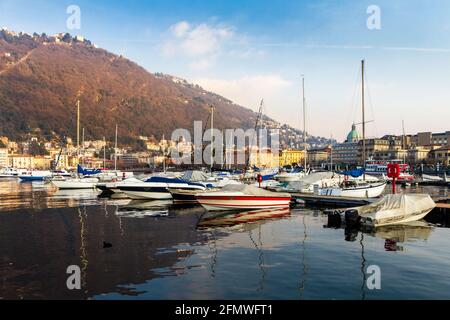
[0,180,449,300]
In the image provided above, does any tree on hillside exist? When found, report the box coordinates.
[29,141,49,156]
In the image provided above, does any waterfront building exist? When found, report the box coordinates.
[308,147,331,167]
[411,131,450,147]
[33,156,52,170]
[249,148,278,168]
[429,146,450,166]
[332,124,360,166]
[278,149,305,167]
[407,146,435,164]
[0,147,8,168]
[8,154,34,169]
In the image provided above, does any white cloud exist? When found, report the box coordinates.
[161,20,260,69]
[163,21,233,59]
[192,75,292,111]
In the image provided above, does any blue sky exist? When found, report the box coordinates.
[1,0,449,141]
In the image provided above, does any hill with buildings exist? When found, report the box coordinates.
[0,29,333,149]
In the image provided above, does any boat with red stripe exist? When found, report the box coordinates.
[196,184,291,211]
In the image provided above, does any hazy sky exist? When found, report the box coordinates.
[1,0,449,142]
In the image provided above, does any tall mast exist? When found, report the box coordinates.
[76,99,80,158]
[82,127,85,166]
[210,105,214,173]
[302,76,307,171]
[103,136,106,169]
[361,60,366,181]
[402,120,406,163]
[114,124,118,171]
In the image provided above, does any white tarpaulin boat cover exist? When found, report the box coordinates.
[357,194,436,226]
[218,184,291,198]
[181,170,210,182]
[285,172,336,189]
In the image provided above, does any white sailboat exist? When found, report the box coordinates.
[320,60,387,198]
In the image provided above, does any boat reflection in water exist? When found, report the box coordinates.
[197,207,291,229]
[343,220,434,252]
[362,221,434,251]
[115,200,172,218]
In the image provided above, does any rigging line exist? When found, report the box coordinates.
[345,65,363,130]
[363,69,380,139]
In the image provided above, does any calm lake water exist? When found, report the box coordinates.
[0,180,449,300]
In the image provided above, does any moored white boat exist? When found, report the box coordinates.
[117,176,206,200]
[0,167,26,178]
[52,177,99,189]
[319,181,387,198]
[18,170,52,181]
[196,184,291,211]
[274,171,305,182]
[351,194,436,227]
[421,174,443,182]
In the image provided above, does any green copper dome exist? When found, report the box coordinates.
[346,124,360,142]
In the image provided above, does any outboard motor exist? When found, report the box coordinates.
[344,209,361,227]
[327,211,342,228]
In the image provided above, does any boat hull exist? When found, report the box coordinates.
[340,183,387,198]
[196,195,292,211]
[361,208,434,227]
[52,180,97,190]
[119,190,173,200]
[169,189,201,204]
[19,176,47,182]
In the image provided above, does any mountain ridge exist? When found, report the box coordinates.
[0,29,334,148]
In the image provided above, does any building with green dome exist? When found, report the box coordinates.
[346,124,360,143]
[332,124,361,166]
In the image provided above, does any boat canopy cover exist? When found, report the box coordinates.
[286,172,336,188]
[144,176,205,187]
[77,165,102,176]
[181,170,210,182]
[145,176,187,183]
[357,194,436,222]
[220,184,291,198]
[339,168,365,178]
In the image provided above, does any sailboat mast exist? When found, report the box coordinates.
[82,127,85,166]
[76,99,80,157]
[402,120,406,163]
[103,136,106,169]
[302,76,307,171]
[210,105,214,173]
[361,60,366,181]
[114,124,118,171]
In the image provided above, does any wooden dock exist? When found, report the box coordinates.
[290,193,374,208]
[290,193,450,210]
